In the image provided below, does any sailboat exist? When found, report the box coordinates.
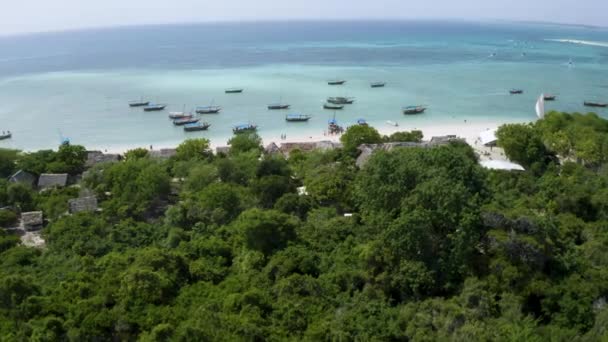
[267,96,290,110]
[196,100,221,114]
[536,94,545,119]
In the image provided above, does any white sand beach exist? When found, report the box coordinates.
[97,118,518,165]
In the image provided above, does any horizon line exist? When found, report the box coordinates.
[1,17,605,39]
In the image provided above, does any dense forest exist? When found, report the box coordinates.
[1,111,607,341]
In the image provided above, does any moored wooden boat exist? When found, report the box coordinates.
[0,131,11,140]
[168,112,193,119]
[328,80,346,85]
[584,101,608,108]
[143,104,167,111]
[403,105,427,115]
[324,103,344,110]
[196,106,222,114]
[285,114,312,122]
[233,123,257,134]
[371,82,386,88]
[225,88,244,94]
[129,97,150,107]
[544,94,557,101]
[184,122,211,132]
[173,118,200,126]
[510,89,524,95]
[327,97,355,104]
[268,103,290,110]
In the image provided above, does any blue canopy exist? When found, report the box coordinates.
[328,119,338,125]
[357,118,367,124]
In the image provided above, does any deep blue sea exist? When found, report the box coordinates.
[1,20,607,150]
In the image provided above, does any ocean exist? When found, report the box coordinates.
[0,20,607,151]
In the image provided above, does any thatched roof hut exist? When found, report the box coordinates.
[38,173,68,190]
[85,151,121,168]
[68,196,98,214]
[8,170,36,187]
[150,148,177,159]
[279,141,342,157]
[264,142,281,155]
[356,136,463,168]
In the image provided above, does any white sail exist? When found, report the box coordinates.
[536,94,545,119]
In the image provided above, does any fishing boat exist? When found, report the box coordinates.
[196,106,222,114]
[173,118,199,126]
[543,94,557,101]
[0,131,11,140]
[285,114,312,122]
[168,112,193,120]
[129,98,150,107]
[371,82,386,88]
[328,80,346,85]
[324,103,344,110]
[268,103,290,110]
[143,104,167,111]
[327,97,355,104]
[584,101,608,108]
[225,88,244,94]
[233,123,257,134]
[184,122,211,132]
[510,89,524,95]
[357,118,368,126]
[403,105,427,115]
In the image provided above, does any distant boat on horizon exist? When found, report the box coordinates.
[225,88,243,94]
[233,123,257,134]
[173,118,199,126]
[328,80,346,85]
[285,114,312,122]
[196,106,222,114]
[327,97,355,105]
[184,122,211,132]
[324,103,345,110]
[143,104,167,111]
[129,97,150,107]
[403,105,427,115]
[268,103,290,110]
[510,89,524,95]
[584,101,607,108]
[371,82,386,88]
[0,131,11,140]
[169,112,193,119]
[543,94,557,101]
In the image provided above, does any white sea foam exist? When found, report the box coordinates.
[546,39,608,48]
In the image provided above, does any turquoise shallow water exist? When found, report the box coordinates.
[0,21,607,150]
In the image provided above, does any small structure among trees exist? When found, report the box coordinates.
[85,151,121,168]
[21,211,43,231]
[37,173,69,190]
[68,196,98,214]
[8,170,36,187]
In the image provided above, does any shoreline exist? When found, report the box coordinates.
[92,119,519,159]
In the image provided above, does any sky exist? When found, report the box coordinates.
[2,0,606,35]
